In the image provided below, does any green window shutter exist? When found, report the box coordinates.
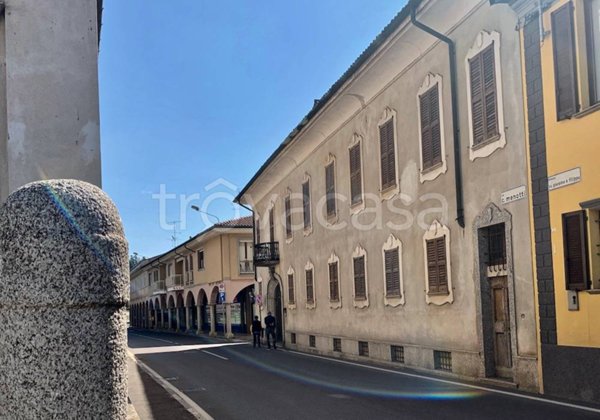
[552,2,579,120]
[563,211,589,291]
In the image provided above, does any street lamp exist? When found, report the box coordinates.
[190,205,221,224]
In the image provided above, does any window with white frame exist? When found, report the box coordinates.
[465,31,505,161]
[378,108,398,198]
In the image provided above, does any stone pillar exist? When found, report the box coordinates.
[209,304,216,337]
[185,305,191,332]
[196,304,202,335]
[0,180,129,419]
[225,303,234,339]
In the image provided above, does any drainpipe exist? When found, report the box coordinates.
[411,4,465,228]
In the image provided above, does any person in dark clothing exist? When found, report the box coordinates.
[251,316,262,348]
[264,311,277,349]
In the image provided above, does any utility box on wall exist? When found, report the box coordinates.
[567,290,579,311]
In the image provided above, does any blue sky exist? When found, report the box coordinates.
[100,0,406,259]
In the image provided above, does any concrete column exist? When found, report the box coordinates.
[196,304,202,335]
[0,180,128,418]
[185,306,191,332]
[225,303,234,339]
[209,304,216,337]
[175,307,181,332]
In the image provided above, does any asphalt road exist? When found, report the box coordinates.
[129,330,600,420]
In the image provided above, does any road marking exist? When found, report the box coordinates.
[287,350,600,414]
[127,351,214,420]
[202,350,228,361]
[130,332,178,345]
[130,342,246,355]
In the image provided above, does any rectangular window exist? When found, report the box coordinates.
[391,345,404,363]
[379,119,396,190]
[239,241,253,274]
[302,180,311,230]
[358,341,369,357]
[426,237,449,294]
[285,196,292,239]
[325,162,336,217]
[329,261,339,302]
[487,224,506,266]
[333,338,342,352]
[469,43,499,145]
[353,256,366,300]
[197,250,205,270]
[288,273,295,304]
[269,208,275,241]
[309,335,316,348]
[256,217,261,243]
[420,84,442,169]
[349,143,362,205]
[434,350,452,372]
[563,211,590,290]
[586,0,600,104]
[552,2,579,119]
[306,268,315,304]
[291,333,297,344]
[188,255,193,271]
[384,248,401,297]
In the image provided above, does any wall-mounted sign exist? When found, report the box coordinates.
[548,167,581,191]
[501,185,527,204]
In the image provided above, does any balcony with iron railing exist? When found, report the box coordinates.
[253,242,280,267]
[167,274,184,292]
[239,259,254,274]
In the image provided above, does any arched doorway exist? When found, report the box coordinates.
[168,295,176,330]
[186,291,197,331]
[176,293,186,331]
[233,285,255,334]
[267,277,283,343]
[198,289,209,332]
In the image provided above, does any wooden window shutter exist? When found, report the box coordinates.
[379,120,396,190]
[469,44,498,146]
[288,273,295,304]
[563,211,589,291]
[470,52,485,145]
[427,237,448,294]
[552,2,579,120]
[349,144,362,205]
[384,248,401,297]
[329,262,339,301]
[269,208,275,241]
[420,85,442,169]
[306,269,314,304]
[353,256,366,299]
[325,163,336,217]
[285,196,292,238]
[256,218,261,243]
[302,181,311,229]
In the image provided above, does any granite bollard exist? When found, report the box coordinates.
[0,180,129,419]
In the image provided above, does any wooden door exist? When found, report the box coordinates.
[490,276,512,378]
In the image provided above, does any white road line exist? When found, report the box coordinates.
[201,350,229,361]
[287,350,600,415]
[127,351,214,420]
[130,332,178,345]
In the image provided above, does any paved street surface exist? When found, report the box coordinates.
[129,330,600,420]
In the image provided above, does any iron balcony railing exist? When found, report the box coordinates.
[253,242,280,267]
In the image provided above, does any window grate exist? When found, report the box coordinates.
[434,350,452,372]
[309,335,316,348]
[358,341,369,357]
[391,345,404,363]
[291,333,296,344]
[333,338,342,352]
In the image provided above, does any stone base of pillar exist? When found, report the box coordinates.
[209,331,217,337]
[225,332,234,339]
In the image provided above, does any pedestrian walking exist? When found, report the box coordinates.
[251,316,262,348]
[264,311,277,349]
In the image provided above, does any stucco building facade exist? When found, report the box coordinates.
[237,0,539,390]
[513,0,600,403]
[130,217,257,338]
[0,0,103,201]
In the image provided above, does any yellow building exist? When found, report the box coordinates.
[512,0,600,403]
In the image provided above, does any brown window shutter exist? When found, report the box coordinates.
[379,120,396,189]
[285,196,292,238]
[563,211,589,291]
[421,85,442,169]
[306,269,314,304]
[256,218,261,243]
[426,239,439,293]
[325,162,336,217]
[427,237,448,294]
[288,274,295,304]
[349,144,362,205]
[470,52,485,146]
[482,45,498,140]
[384,248,401,297]
[353,256,366,299]
[329,262,339,301]
[552,2,579,120]
[269,208,275,241]
[302,181,311,229]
